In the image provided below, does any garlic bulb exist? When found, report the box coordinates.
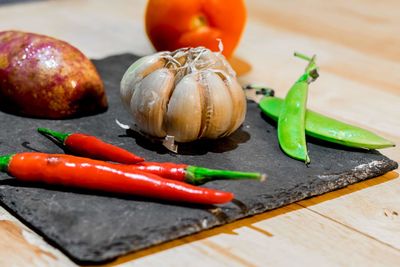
[120,47,246,146]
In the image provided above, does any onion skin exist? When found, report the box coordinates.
[0,31,107,119]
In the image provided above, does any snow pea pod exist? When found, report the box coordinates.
[259,96,395,149]
[277,53,319,163]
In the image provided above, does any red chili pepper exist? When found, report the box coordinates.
[37,128,144,164]
[134,162,188,181]
[132,162,267,185]
[38,128,267,185]
[0,152,233,205]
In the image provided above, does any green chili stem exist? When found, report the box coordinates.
[185,165,267,185]
[37,128,70,145]
[0,154,13,172]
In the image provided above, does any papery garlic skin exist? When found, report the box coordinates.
[120,47,246,143]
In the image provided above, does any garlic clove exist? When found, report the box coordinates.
[166,74,203,142]
[223,75,247,136]
[129,68,174,137]
[120,54,165,109]
[199,70,233,139]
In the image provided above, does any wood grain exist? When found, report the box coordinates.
[247,0,400,62]
[101,204,400,267]
[299,171,400,249]
[0,207,75,267]
[0,0,399,266]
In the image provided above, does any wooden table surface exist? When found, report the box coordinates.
[0,0,399,266]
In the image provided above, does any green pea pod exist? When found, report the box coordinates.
[260,96,395,149]
[277,53,319,164]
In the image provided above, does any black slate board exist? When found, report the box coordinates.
[0,0,44,5]
[0,54,397,264]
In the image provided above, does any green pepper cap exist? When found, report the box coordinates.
[185,165,267,185]
[37,128,70,145]
[0,154,14,173]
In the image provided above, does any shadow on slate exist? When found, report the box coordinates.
[0,53,397,264]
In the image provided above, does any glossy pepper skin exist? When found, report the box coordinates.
[278,53,319,164]
[133,162,188,181]
[145,0,246,58]
[132,162,266,185]
[37,128,144,164]
[259,97,395,149]
[0,152,233,205]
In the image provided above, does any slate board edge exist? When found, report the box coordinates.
[74,159,400,263]
[0,159,396,264]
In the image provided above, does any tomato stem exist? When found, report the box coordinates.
[191,15,208,30]
[37,128,70,145]
[185,165,267,185]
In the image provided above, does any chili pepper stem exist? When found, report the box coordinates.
[37,128,70,145]
[0,154,13,172]
[185,165,267,185]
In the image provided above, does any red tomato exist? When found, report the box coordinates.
[145,0,246,58]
